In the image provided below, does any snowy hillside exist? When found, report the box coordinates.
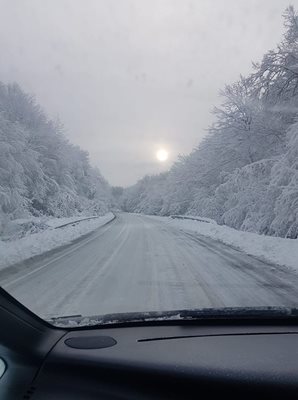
[121,7,298,239]
[0,213,115,271]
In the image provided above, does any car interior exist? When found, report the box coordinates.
[1,287,298,400]
[1,2,298,400]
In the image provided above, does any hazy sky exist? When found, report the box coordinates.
[0,0,294,186]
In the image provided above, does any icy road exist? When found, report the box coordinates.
[2,213,298,319]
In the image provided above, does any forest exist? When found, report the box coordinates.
[1,7,298,240]
[0,81,112,228]
[122,7,298,239]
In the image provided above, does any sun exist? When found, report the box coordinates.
[156,149,169,162]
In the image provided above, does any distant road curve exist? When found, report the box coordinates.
[3,212,298,319]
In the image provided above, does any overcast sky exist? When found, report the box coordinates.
[0,0,294,186]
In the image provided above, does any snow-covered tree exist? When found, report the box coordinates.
[122,7,298,238]
[0,82,111,222]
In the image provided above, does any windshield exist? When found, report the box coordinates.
[1,0,298,327]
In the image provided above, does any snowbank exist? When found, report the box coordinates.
[0,213,115,271]
[171,215,217,224]
[47,215,101,228]
[0,215,105,241]
[150,215,298,272]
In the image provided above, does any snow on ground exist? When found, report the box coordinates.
[0,213,115,271]
[148,215,298,273]
[1,215,103,241]
[45,215,101,228]
[8,213,298,319]
[171,215,217,224]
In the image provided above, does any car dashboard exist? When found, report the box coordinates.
[1,289,298,399]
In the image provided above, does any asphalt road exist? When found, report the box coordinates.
[3,213,298,319]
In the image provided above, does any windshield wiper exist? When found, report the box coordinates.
[47,307,298,328]
[50,314,82,321]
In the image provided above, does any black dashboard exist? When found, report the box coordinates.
[32,324,298,399]
[1,288,298,399]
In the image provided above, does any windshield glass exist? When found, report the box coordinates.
[1,0,298,327]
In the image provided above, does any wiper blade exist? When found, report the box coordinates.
[179,307,298,319]
[50,314,82,321]
[47,307,298,328]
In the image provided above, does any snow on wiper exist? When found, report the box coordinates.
[49,314,82,321]
[47,307,298,328]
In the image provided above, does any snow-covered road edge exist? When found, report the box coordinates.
[148,215,298,273]
[0,213,115,271]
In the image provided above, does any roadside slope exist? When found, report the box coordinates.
[0,213,115,271]
[148,215,298,273]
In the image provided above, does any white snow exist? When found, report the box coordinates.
[46,215,101,228]
[6,213,298,319]
[0,213,115,271]
[149,215,298,272]
[171,215,217,224]
[1,215,101,242]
